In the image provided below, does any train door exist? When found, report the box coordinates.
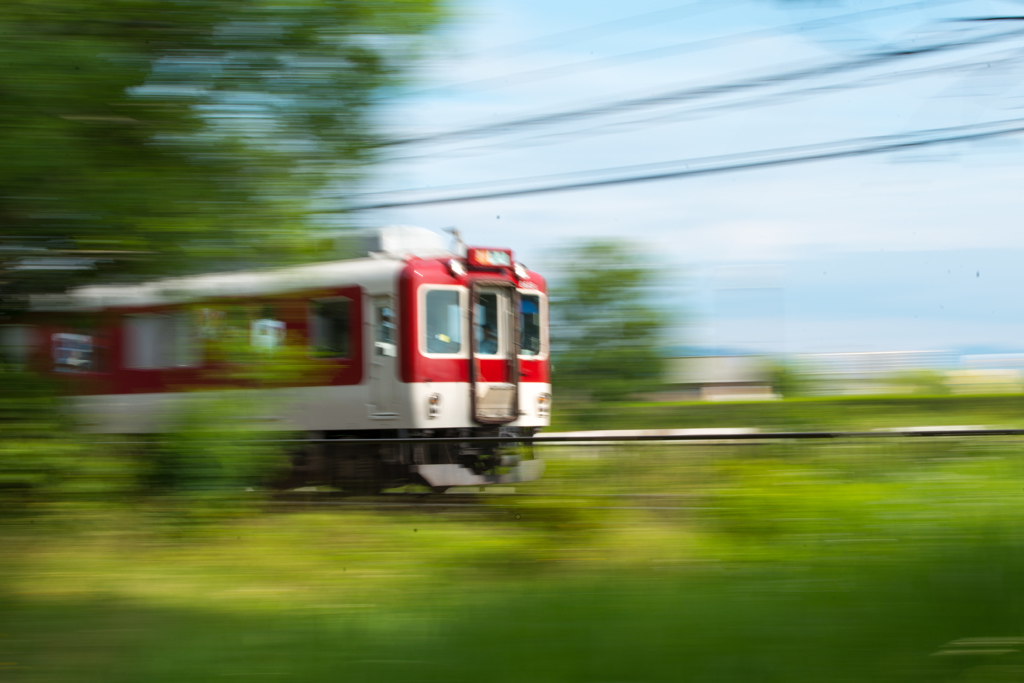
[369,295,398,417]
[470,282,519,423]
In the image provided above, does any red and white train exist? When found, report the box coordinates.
[2,227,550,491]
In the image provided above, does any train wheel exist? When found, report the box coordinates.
[327,450,386,495]
[341,482,383,496]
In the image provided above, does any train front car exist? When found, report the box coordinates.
[397,245,550,491]
[10,227,550,494]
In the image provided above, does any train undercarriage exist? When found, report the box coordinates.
[277,426,543,494]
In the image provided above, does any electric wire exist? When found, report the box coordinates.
[346,118,1024,210]
[399,0,969,99]
[382,23,1024,148]
[458,0,728,62]
[383,46,1024,162]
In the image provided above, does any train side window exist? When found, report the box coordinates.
[520,294,542,357]
[375,299,397,357]
[377,305,396,345]
[424,289,462,355]
[125,313,199,369]
[173,312,201,366]
[54,333,97,372]
[311,298,351,358]
[126,316,164,369]
[0,325,35,367]
[251,318,286,351]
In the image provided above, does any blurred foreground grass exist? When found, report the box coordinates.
[5,433,1024,681]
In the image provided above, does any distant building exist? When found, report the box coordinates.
[655,348,1024,401]
[664,355,776,401]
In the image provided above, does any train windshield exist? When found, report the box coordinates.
[520,294,541,356]
[425,289,462,354]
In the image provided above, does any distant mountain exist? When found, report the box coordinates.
[664,344,1024,361]
[955,345,1024,357]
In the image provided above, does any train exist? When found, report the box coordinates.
[0,226,551,492]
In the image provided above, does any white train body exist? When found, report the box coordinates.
[11,228,551,490]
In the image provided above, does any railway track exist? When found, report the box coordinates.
[90,425,1024,447]
[263,424,1022,511]
[268,490,713,512]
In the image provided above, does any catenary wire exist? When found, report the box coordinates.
[344,118,1024,210]
[381,23,1024,148]
[382,46,1024,162]
[361,113,1024,200]
[455,0,728,62]
[395,0,970,100]
[396,0,970,99]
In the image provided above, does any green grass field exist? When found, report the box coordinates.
[5,396,1024,682]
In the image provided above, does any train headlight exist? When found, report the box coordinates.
[448,258,466,278]
[514,262,529,280]
[428,393,441,419]
[537,392,551,417]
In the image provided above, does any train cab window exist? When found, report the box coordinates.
[520,294,542,357]
[310,298,351,358]
[424,289,462,354]
[474,292,501,356]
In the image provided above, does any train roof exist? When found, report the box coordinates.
[30,226,456,311]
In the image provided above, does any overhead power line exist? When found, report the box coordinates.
[460,0,727,62]
[388,46,1024,162]
[956,16,1024,21]
[383,24,1024,149]
[402,0,968,99]
[348,118,1024,211]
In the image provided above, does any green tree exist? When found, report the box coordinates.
[549,240,666,402]
[888,369,949,396]
[768,359,817,398]
[0,1,445,518]
[0,0,444,304]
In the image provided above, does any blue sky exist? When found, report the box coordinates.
[355,0,1024,354]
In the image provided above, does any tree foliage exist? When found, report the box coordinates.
[549,241,666,402]
[0,334,324,522]
[0,0,444,302]
[0,1,445,521]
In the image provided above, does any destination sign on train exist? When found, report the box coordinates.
[468,248,512,268]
